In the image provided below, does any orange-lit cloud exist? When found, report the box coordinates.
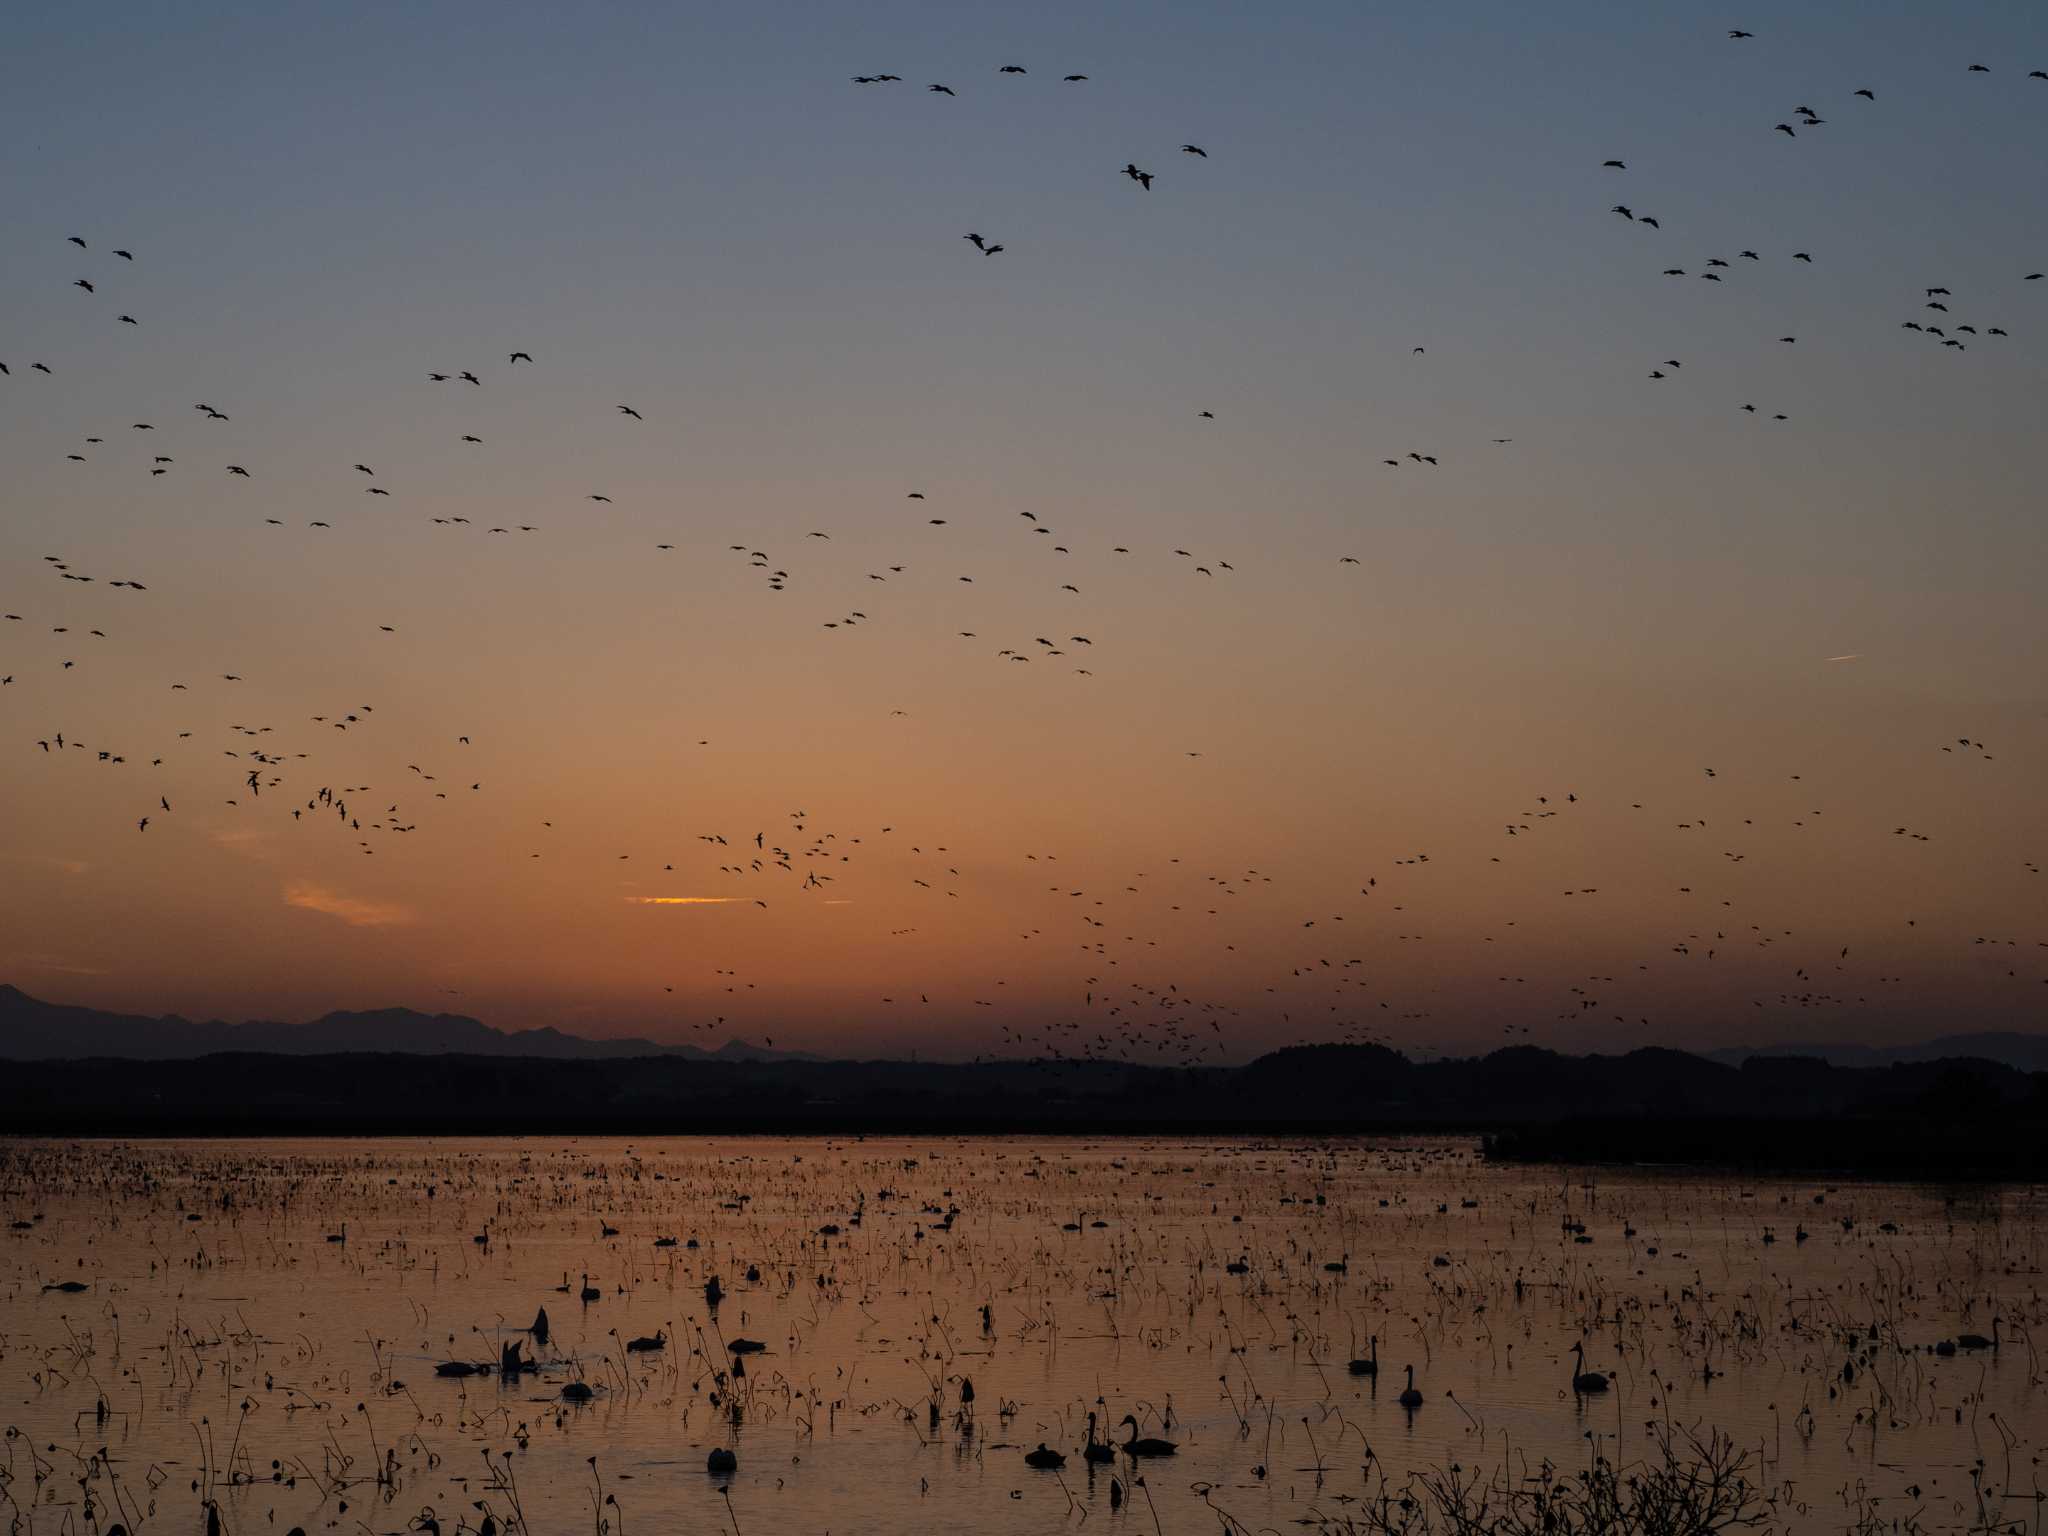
[8,954,110,976]
[628,896,748,906]
[284,881,413,927]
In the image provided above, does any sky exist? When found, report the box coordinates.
[2,0,2045,1063]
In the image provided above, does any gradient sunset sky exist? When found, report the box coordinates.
[3,0,2044,1061]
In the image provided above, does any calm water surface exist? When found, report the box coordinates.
[3,1137,2043,1534]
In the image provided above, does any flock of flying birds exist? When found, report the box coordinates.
[4,27,2045,1065]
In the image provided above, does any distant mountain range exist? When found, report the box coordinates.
[1707,1033,2048,1073]
[6,984,2047,1078]
[0,984,819,1063]
[6,985,2048,1174]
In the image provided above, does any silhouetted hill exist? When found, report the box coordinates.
[2,990,2046,1175]
[1707,1032,2048,1072]
[0,985,814,1063]
[6,988,2046,1174]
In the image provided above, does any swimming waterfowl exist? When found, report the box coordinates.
[1398,1365,1424,1408]
[1956,1319,2000,1351]
[1120,1414,1177,1456]
[1570,1342,1610,1393]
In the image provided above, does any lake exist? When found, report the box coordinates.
[3,1137,2041,1534]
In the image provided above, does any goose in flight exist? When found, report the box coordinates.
[618,404,642,419]
[510,351,533,363]
[1181,144,1206,156]
[929,83,955,95]
[1122,163,1154,190]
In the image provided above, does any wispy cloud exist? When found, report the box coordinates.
[6,954,109,976]
[284,881,413,927]
[1824,654,1863,663]
[13,855,92,876]
[210,826,273,859]
[628,896,747,906]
